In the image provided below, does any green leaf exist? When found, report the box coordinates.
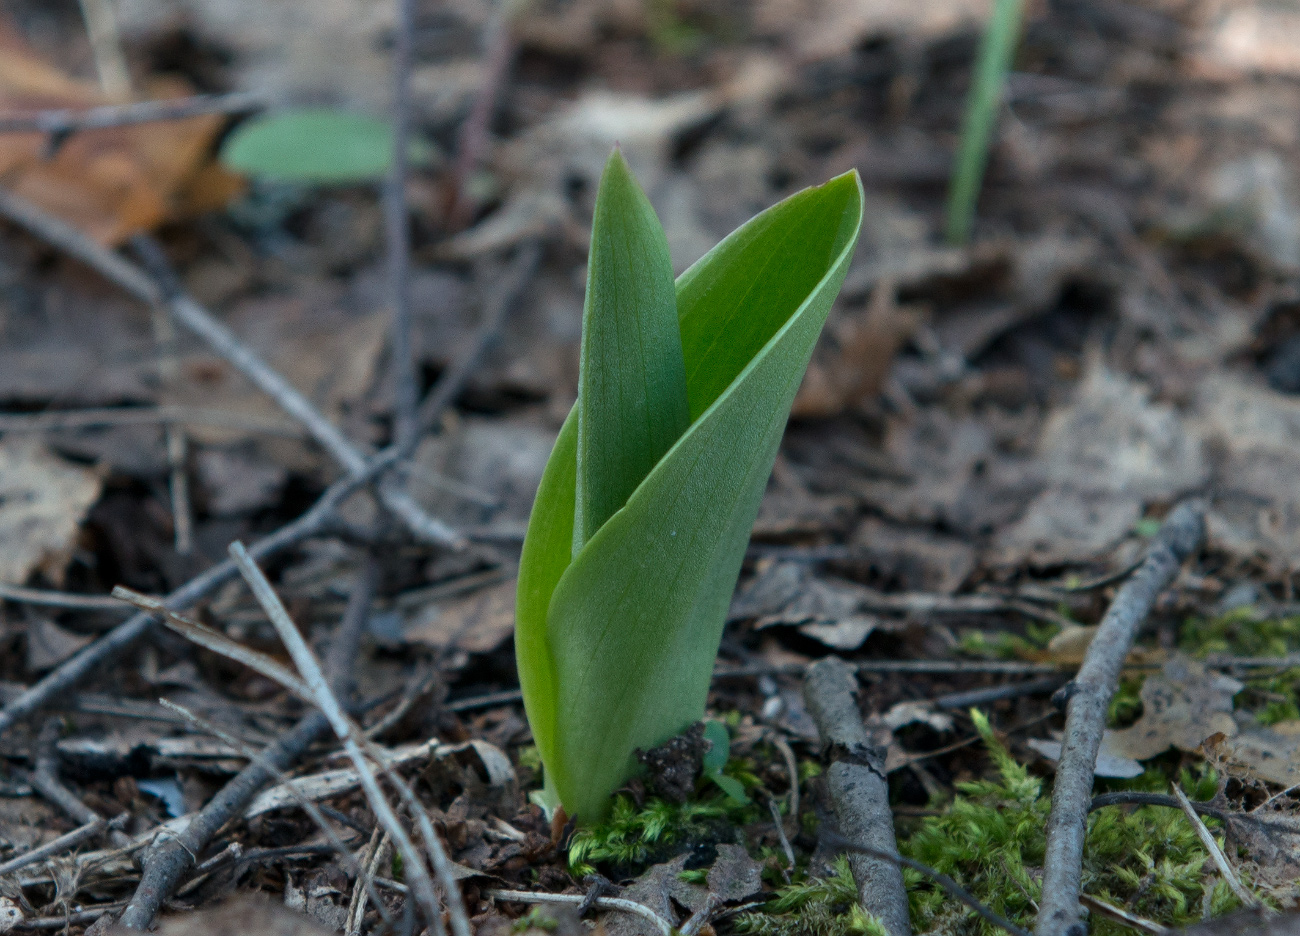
[574,151,690,551]
[706,770,750,804]
[517,167,863,822]
[702,720,730,774]
[220,109,431,183]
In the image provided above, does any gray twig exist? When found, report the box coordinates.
[0,91,264,135]
[0,583,130,611]
[0,186,461,548]
[227,543,463,936]
[0,211,539,739]
[449,2,519,229]
[116,561,377,930]
[487,889,676,936]
[1036,500,1206,936]
[804,657,911,936]
[386,0,419,448]
[0,405,301,436]
[0,813,122,876]
[26,718,132,849]
[0,454,381,738]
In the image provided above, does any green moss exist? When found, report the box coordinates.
[1108,677,1145,727]
[567,788,758,877]
[1181,610,1300,728]
[737,713,1250,936]
[958,621,1061,660]
[735,857,889,936]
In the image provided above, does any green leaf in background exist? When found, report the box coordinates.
[702,720,731,774]
[219,108,432,183]
[516,155,863,822]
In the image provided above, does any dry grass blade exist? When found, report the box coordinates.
[110,587,315,703]
[1171,785,1259,909]
[227,541,468,936]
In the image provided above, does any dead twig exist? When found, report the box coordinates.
[0,583,130,612]
[130,235,464,549]
[0,186,460,547]
[386,0,419,447]
[12,903,124,930]
[1171,785,1258,909]
[227,542,466,936]
[1089,792,1227,821]
[1076,894,1169,936]
[448,1,520,229]
[26,718,132,849]
[0,454,380,738]
[1036,500,1206,936]
[487,889,676,936]
[0,91,264,135]
[347,828,390,936]
[114,559,377,930]
[821,831,1032,936]
[76,0,131,99]
[0,813,123,876]
[804,657,911,936]
[931,675,1068,710]
[767,797,795,883]
[0,405,301,436]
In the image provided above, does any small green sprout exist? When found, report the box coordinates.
[944,0,1025,245]
[516,150,863,822]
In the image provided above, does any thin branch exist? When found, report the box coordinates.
[804,657,911,936]
[821,831,1032,936]
[0,459,377,738]
[1089,792,1227,821]
[1036,500,1206,936]
[0,188,461,548]
[156,698,393,930]
[1076,894,1169,936]
[1171,785,1257,908]
[0,405,302,436]
[11,903,124,930]
[26,717,132,849]
[487,889,676,936]
[448,2,519,229]
[931,675,1067,710]
[0,92,264,135]
[347,828,390,936]
[0,813,120,876]
[228,542,460,936]
[115,562,376,931]
[0,583,131,611]
[387,0,418,447]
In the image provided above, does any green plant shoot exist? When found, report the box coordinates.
[944,0,1025,245]
[516,150,863,822]
[220,108,433,183]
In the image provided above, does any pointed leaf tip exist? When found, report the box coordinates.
[574,149,690,551]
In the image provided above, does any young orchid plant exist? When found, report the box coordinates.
[516,150,864,822]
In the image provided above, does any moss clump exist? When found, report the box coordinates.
[905,712,1242,936]
[735,857,890,936]
[737,713,1248,936]
[957,621,1062,661]
[1182,609,1300,728]
[567,790,758,877]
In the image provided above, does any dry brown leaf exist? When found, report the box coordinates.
[1212,722,1300,788]
[405,581,516,655]
[1103,657,1241,761]
[1032,624,1167,668]
[792,283,920,418]
[0,31,241,245]
[0,440,102,586]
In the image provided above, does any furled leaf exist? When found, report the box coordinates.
[702,720,731,773]
[220,109,431,183]
[517,165,864,821]
[574,150,690,550]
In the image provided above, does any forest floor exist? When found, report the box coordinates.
[2,0,1300,934]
